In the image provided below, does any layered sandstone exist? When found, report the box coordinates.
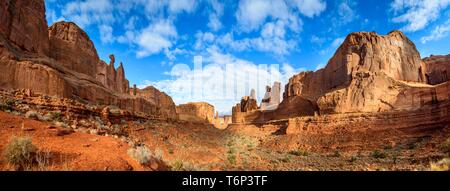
[283,31,428,114]
[133,86,177,118]
[0,0,49,56]
[0,0,177,119]
[423,54,450,85]
[48,21,99,77]
[176,102,215,123]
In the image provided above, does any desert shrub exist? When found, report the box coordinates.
[227,153,237,165]
[171,159,205,171]
[171,159,184,171]
[332,150,341,157]
[430,158,450,171]
[288,150,309,157]
[3,136,37,170]
[127,146,162,165]
[111,124,127,136]
[371,150,387,159]
[348,156,358,163]
[0,99,14,111]
[442,138,450,156]
[128,146,151,165]
[36,149,52,171]
[25,111,42,120]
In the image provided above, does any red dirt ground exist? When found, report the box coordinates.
[0,111,145,171]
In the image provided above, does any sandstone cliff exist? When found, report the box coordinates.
[0,0,49,56]
[423,54,450,85]
[176,102,216,123]
[283,31,429,114]
[133,86,177,118]
[0,0,177,119]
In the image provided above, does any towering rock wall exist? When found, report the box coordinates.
[133,86,177,117]
[48,21,99,78]
[49,22,130,94]
[423,54,450,85]
[0,0,177,119]
[283,31,428,114]
[0,0,49,56]
[176,102,215,123]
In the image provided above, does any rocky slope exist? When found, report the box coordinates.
[0,0,177,119]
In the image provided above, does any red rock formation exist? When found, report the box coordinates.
[176,102,215,123]
[133,86,177,118]
[0,0,49,56]
[48,21,99,78]
[0,0,177,119]
[283,31,428,114]
[423,54,450,85]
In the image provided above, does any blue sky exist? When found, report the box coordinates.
[45,0,450,114]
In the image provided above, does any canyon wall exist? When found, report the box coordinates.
[176,102,216,123]
[0,0,49,56]
[424,54,450,85]
[0,0,177,119]
[232,31,449,124]
[283,31,430,114]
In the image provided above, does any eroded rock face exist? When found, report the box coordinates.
[0,0,178,120]
[0,0,49,56]
[283,31,428,114]
[134,86,177,118]
[176,102,215,123]
[423,54,450,85]
[48,21,99,77]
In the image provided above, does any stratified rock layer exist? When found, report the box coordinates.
[423,54,450,85]
[283,31,429,114]
[0,0,49,55]
[0,0,177,119]
[48,21,99,78]
[176,102,216,123]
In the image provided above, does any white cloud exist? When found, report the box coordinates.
[292,0,327,18]
[331,37,345,48]
[99,25,114,43]
[390,0,450,32]
[337,1,356,24]
[167,0,197,14]
[207,0,224,31]
[311,35,325,45]
[62,0,114,28]
[315,63,325,71]
[139,48,303,113]
[421,19,450,43]
[136,20,178,58]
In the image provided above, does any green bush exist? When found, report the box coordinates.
[371,150,387,159]
[3,136,37,170]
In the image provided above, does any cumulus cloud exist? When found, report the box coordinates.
[421,19,450,43]
[292,0,327,18]
[98,25,114,43]
[136,20,178,58]
[207,0,224,31]
[331,37,345,48]
[390,0,450,32]
[61,0,115,28]
[139,48,303,113]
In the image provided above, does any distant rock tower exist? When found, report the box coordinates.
[250,89,256,100]
[260,82,281,111]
